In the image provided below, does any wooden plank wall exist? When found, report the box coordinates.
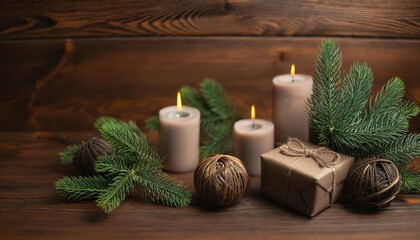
[0,0,419,131]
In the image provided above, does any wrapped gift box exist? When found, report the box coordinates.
[261,138,355,217]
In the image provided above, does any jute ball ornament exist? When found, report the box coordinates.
[74,137,113,176]
[194,154,250,207]
[346,158,401,208]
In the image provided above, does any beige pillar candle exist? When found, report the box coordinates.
[159,92,200,172]
[273,64,312,145]
[234,105,274,176]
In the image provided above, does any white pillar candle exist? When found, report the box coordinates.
[273,64,312,145]
[159,92,200,172]
[234,105,274,176]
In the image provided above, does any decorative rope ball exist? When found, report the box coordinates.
[74,137,113,176]
[194,154,250,207]
[346,158,401,208]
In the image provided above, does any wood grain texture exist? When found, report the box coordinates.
[0,131,419,240]
[1,0,419,39]
[0,37,419,131]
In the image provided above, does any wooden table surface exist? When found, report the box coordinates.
[1,131,419,240]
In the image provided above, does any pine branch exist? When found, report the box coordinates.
[200,117,223,136]
[308,39,420,193]
[55,176,109,201]
[127,120,143,136]
[335,62,373,128]
[308,39,343,146]
[368,77,419,120]
[181,81,239,138]
[56,117,192,212]
[199,79,233,120]
[95,154,132,176]
[378,134,420,168]
[145,116,159,131]
[200,123,233,159]
[400,167,420,193]
[368,78,403,116]
[135,170,192,208]
[330,111,409,158]
[59,144,80,164]
[180,86,212,118]
[127,120,162,168]
[96,172,135,213]
[96,117,162,170]
[96,117,141,154]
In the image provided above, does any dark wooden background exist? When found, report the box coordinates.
[0,0,419,131]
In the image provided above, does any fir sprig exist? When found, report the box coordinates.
[135,170,192,207]
[55,176,109,201]
[56,117,192,213]
[96,172,134,213]
[145,79,242,159]
[308,39,420,193]
[145,116,159,132]
[95,117,162,169]
[200,79,234,119]
[378,134,420,168]
[400,167,420,193]
[59,144,80,164]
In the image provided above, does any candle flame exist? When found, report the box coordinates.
[290,64,295,77]
[251,104,256,120]
[176,91,182,112]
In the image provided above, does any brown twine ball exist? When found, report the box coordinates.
[346,158,401,208]
[74,137,113,176]
[194,154,250,207]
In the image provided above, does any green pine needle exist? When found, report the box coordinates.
[199,79,234,120]
[144,116,159,131]
[96,172,134,214]
[59,144,80,164]
[95,154,132,176]
[95,117,142,154]
[95,117,162,170]
[378,134,420,168]
[308,39,420,193]
[400,167,420,193]
[55,176,109,201]
[145,79,242,158]
[135,170,192,208]
[336,62,373,127]
[180,86,211,118]
[200,123,233,159]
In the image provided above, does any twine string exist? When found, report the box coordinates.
[279,138,340,206]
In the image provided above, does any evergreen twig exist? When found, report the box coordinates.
[55,117,192,213]
[96,172,134,213]
[135,170,192,207]
[96,117,162,169]
[144,116,159,132]
[55,176,109,201]
[400,167,420,193]
[59,144,80,164]
[378,134,420,168]
[308,39,420,193]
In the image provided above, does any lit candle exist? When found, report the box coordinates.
[234,105,274,176]
[273,64,313,145]
[159,91,200,172]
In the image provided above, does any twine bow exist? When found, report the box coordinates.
[279,138,340,167]
[279,138,340,207]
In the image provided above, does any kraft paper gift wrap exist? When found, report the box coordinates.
[261,138,355,217]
